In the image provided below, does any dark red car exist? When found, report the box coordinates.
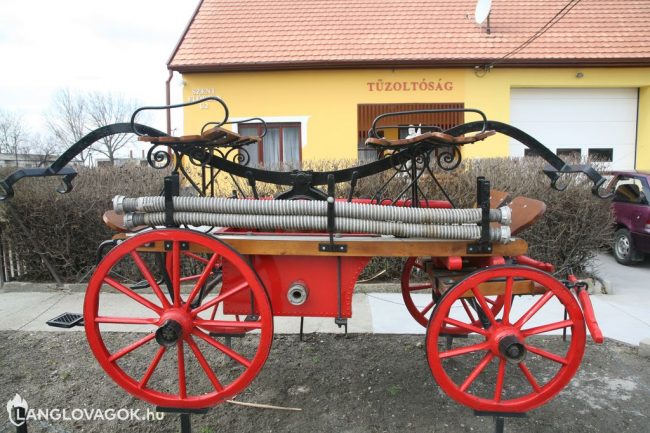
[608,171,650,265]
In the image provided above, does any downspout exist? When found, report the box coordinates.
[166,70,173,135]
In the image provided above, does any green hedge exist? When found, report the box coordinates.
[0,157,612,282]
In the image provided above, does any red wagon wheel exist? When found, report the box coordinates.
[426,265,586,413]
[85,229,273,409]
[401,257,505,329]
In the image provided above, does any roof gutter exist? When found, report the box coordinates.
[168,57,650,74]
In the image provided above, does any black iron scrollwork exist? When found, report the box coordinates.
[0,102,612,204]
[436,145,462,171]
[146,145,174,170]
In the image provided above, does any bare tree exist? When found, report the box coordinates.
[31,133,62,167]
[46,89,142,166]
[87,92,140,165]
[0,109,28,166]
[46,89,91,164]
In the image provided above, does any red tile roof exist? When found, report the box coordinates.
[168,0,650,72]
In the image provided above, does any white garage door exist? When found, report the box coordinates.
[509,88,638,170]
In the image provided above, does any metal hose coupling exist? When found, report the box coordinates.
[113,195,125,214]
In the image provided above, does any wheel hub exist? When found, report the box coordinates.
[616,236,630,256]
[498,334,527,363]
[156,320,182,346]
[155,308,193,347]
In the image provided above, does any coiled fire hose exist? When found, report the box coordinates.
[114,196,511,225]
[114,196,512,243]
[124,211,511,243]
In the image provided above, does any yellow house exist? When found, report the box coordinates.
[167,0,650,171]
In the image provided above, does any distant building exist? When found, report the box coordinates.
[95,157,148,168]
[94,150,149,167]
[0,153,57,168]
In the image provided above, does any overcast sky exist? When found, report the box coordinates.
[0,0,200,155]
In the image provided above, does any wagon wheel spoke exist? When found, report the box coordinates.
[186,335,224,391]
[409,283,433,291]
[501,276,514,325]
[192,281,250,316]
[439,341,490,359]
[420,300,435,316]
[518,362,541,393]
[192,329,252,368]
[522,319,573,337]
[103,276,163,314]
[130,251,171,309]
[460,298,477,323]
[186,253,221,308]
[470,285,497,326]
[494,358,506,402]
[95,316,158,325]
[514,291,555,329]
[182,251,211,265]
[177,340,187,399]
[460,353,494,392]
[442,317,488,336]
[139,346,166,389]
[525,344,569,365]
[171,241,182,307]
[108,333,156,362]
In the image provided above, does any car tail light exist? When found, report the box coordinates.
[646,219,650,232]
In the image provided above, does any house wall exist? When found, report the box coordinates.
[181,67,650,169]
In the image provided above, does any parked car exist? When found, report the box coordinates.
[607,171,650,265]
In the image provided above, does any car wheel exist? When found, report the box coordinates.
[613,228,641,265]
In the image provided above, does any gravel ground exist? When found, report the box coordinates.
[1,331,649,433]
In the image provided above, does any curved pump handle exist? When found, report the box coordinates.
[130,96,230,136]
[202,117,269,138]
[543,164,613,199]
[368,108,489,139]
[0,167,78,201]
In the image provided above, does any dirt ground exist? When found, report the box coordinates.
[1,331,649,433]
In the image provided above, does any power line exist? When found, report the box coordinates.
[483,0,584,69]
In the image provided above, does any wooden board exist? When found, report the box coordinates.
[459,280,546,298]
[509,196,546,235]
[121,232,528,258]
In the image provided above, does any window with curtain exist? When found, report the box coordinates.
[238,123,301,167]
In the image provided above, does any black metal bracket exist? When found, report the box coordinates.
[0,166,77,201]
[474,411,527,433]
[467,243,493,254]
[467,176,493,254]
[0,123,165,201]
[156,407,209,433]
[447,120,611,199]
[318,243,347,253]
[164,174,180,228]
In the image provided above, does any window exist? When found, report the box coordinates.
[588,148,613,162]
[357,103,465,161]
[556,148,581,160]
[524,149,539,157]
[612,176,646,204]
[239,123,301,167]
